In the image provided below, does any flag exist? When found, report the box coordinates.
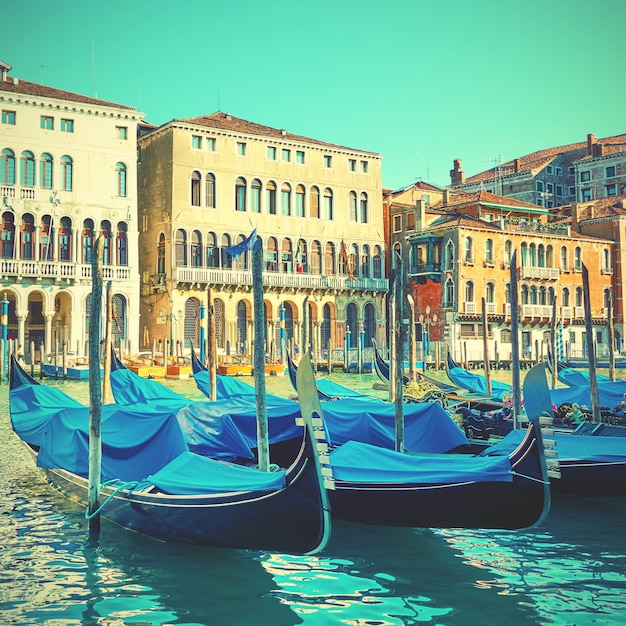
[295,239,303,273]
[340,239,357,281]
[225,229,257,260]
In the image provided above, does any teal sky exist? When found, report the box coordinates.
[3,0,625,191]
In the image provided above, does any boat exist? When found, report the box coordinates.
[445,352,512,402]
[119,347,552,529]
[8,355,331,554]
[41,357,100,380]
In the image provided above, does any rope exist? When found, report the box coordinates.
[510,470,550,485]
[85,480,141,520]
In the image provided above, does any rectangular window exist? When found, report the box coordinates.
[60,118,74,132]
[546,165,553,174]
[281,148,291,162]
[580,170,590,182]
[536,180,544,192]
[348,159,357,172]
[323,154,332,168]
[207,137,216,151]
[568,186,576,196]
[40,115,54,130]
[606,165,616,178]
[568,166,575,175]
[267,146,276,160]
[406,212,415,230]
[555,185,563,196]
[296,150,305,164]
[361,160,368,173]
[546,182,554,193]
[393,215,401,232]
[606,184,617,197]
[555,167,562,175]
[2,110,16,124]
[191,135,202,149]
[116,126,128,140]
[581,187,592,201]
[237,142,246,156]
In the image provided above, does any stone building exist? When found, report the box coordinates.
[137,112,388,363]
[404,189,616,363]
[0,60,142,359]
[450,133,626,208]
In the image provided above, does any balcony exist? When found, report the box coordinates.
[0,259,131,282]
[519,266,560,280]
[520,304,553,318]
[173,266,388,293]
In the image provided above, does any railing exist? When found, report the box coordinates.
[503,219,570,236]
[0,259,131,281]
[464,301,477,314]
[574,306,584,318]
[519,266,560,280]
[521,304,553,318]
[174,266,388,292]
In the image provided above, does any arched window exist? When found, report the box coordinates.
[184,298,200,348]
[575,287,583,308]
[349,243,358,278]
[266,236,278,272]
[20,151,35,187]
[373,245,382,278]
[485,238,494,265]
[205,173,216,208]
[191,171,201,206]
[1,212,15,258]
[445,278,455,308]
[530,286,538,305]
[529,243,537,266]
[321,303,332,350]
[115,162,127,197]
[361,244,370,278]
[280,183,291,216]
[504,240,512,267]
[562,287,570,307]
[82,219,95,264]
[521,284,529,305]
[465,280,474,304]
[236,300,247,353]
[266,180,276,214]
[235,177,247,212]
[324,242,335,275]
[100,220,112,265]
[538,244,545,268]
[464,236,473,263]
[520,242,528,266]
[310,186,319,219]
[191,230,202,267]
[560,246,568,271]
[234,233,249,271]
[116,222,128,265]
[295,238,306,273]
[111,294,127,346]
[175,229,188,266]
[206,231,218,267]
[574,246,582,271]
[603,248,611,272]
[20,213,35,259]
[348,191,357,221]
[40,214,53,260]
[60,156,73,191]
[486,282,495,304]
[157,233,166,273]
[281,238,293,272]
[215,298,225,350]
[346,302,358,348]
[221,234,232,269]
[0,149,15,185]
[310,240,322,274]
[295,185,305,217]
[59,217,72,261]
[40,153,53,189]
[359,192,368,223]
[539,286,547,305]
[363,303,375,348]
[445,240,455,270]
[546,244,554,268]
[250,178,262,213]
[323,188,333,220]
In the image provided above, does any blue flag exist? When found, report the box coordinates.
[225,229,257,260]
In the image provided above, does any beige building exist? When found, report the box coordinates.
[137,112,388,363]
[0,61,143,359]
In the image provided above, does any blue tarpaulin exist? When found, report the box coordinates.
[330,440,513,484]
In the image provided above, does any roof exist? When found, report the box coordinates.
[463,133,626,183]
[0,75,136,111]
[171,112,380,155]
[575,195,626,221]
[430,189,547,213]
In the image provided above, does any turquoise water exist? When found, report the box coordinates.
[1,373,626,625]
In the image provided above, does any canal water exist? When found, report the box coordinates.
[1,371,626,625]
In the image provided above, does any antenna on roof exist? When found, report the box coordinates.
[39,64,53,84]
[91,40,96,97]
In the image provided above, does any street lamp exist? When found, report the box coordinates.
[419,305,437,361]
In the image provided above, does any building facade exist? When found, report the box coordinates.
[0,61,143,359]
[137,112,388,362]
[450,133,626,208]
[404,190,616,363]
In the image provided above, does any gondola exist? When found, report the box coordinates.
[445,351,512,402]
[8,355,331,554]
[115,349,552,529]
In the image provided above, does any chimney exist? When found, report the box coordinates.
[513,158,520,173]
[442,188,450,205]
[0,60,11,82]
[592,143,604,158]
[450,158,465,185]
[587,133,597,155]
